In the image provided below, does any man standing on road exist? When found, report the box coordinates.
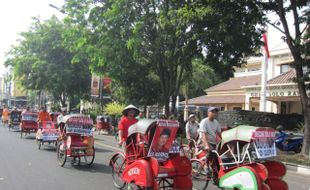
[2,106,10,127]
[118,105,139,147]
[199,107,221,152]
[37,107,52,122]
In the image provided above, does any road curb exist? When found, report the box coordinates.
[282,162,310,175]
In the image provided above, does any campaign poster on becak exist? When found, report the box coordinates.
[253,128,277,158]
[147,120,179,162]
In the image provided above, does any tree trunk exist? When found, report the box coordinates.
[171,94,177,116]
[275,2,310,156]
[302,106,310,156]
[164,96,170,118]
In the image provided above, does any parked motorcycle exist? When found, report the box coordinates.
[275,126,303,153]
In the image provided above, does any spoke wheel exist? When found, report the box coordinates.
[128,182,144,190]
[191,160,209,190]
[83,147,95,166]
[111,154,126,189]
[181,144,192,159]
[158,178,173,189]
[57,141,67,167]
[294,144,302,153]
[71,157,81,166]
[36,139,42,149]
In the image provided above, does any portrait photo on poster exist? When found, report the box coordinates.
[147,121,179,162]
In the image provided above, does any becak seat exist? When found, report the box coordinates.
[68,135,88,147]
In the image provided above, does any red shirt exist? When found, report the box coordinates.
[118,116,138,142]
[38,111,52,122]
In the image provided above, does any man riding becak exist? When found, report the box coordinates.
[186,114,200,141]
[199,107,221,152]
[199,107,221,176]
[118,105,140,147]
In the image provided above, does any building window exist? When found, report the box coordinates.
[233,107,242,111]
[248,67,260,72]
[281,102,287,114]
[251,107,256,111]
[220,107,225,111]
[303,66,308,75]
[280,64,291,74]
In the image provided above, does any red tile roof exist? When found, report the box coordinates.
[206,75,261,92]
[186,70,297,105]
[186,95,245,105]
[267,69,295,84]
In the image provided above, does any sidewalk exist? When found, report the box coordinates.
[283,161,310,175]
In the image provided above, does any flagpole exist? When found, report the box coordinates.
[260,32,269,112]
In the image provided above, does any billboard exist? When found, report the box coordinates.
[102,77,112,97]
[91,75,100,97]
[91,75,112,98]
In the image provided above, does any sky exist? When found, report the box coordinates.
[0,1,296,77]
[0,0,64,76]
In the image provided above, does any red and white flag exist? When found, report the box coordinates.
[262,33,270,58]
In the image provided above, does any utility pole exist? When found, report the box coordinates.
[259,31,270,112]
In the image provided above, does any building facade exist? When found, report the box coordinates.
[0,74,28,107]
[185,47,302,114]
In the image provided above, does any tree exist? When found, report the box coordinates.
[62,0,265,116]
[62,0,162,109]
[5,16,91,108]
[258,0,310,156]
[185,59,221,99]
[177,0,265,80]
[104,102,125,118]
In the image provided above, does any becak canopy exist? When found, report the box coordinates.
[220,125,276,148]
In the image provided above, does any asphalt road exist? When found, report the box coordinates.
[0,124,309,190]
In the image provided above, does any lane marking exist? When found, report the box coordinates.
[94,141,122,151]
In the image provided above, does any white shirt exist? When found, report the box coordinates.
[199,117,221,145]
[57,114,64,125]
[185,121,199,139]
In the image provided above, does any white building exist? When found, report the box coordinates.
[185,46,302,114]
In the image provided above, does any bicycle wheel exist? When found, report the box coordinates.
[111,153,126,189]
[191,160,209,190]
[128,182,153,190]
[128,182,142,190]
[181,144,191,159]
[83,146,95,166]
[57,141,67,167]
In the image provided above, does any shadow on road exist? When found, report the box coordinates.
[20,135,36,140]
[95,147,113,153]
[38,146,57,152]
[63,162,112,174]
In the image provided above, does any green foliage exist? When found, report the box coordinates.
[86,104,104,121]
[62,0,264,115]
[186,59,222,99]
[62,0,161,107]
[177,0,265,79]
[5,16,91,107]
[104,102,125,117]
